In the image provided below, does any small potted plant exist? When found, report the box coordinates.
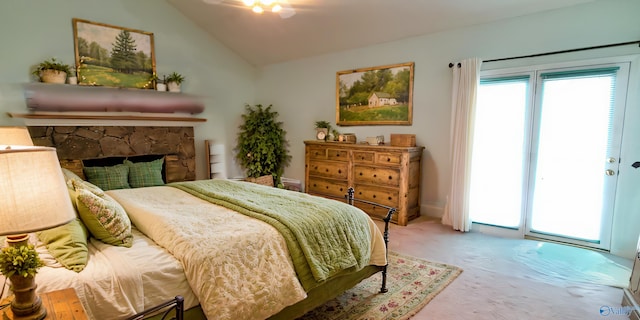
[165,72,185,92]
[314,120,331,141]
[0,242,45,317]
[149,73,167,91]
[0,243,43,279]
[32,58,71,84]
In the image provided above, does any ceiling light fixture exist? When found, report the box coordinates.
[244,0,282,15]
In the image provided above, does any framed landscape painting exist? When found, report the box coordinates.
[336,62,414,126]
[72,18,156,89]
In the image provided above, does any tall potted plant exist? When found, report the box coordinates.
[235,104,291,187]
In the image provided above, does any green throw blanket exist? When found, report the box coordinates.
[170,179,373,291]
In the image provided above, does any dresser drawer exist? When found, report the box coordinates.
[307,178,349,198]
[354,165,400,187]
[353,184,398,207]
[308,161,348,179]
[353,151,375,163]
[376,152,402,165]
[327,149,349,162]
[307,147,328,160]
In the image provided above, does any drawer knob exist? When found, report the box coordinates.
[388,176,392,180]
[373,195,377,199]
[388,197,392,200]
[313,184,317,187]
[373,174,377,178]
[340,188,343,191]
[325,169,329,172]
[338,169,342,174]
[387,158,391,162]
[359,172,363,176]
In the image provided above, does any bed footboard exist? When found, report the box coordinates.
[346,187,395,293]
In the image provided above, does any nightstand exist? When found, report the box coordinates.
[1,288,87,320]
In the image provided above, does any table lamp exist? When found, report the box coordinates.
[0,146,75,320]
[0,127,34,146]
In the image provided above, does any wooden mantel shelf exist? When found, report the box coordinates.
[8,112,206,122]
[23,83,205,114]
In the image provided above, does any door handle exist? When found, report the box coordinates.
[605,169,616,176]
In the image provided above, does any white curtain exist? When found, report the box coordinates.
[441,58,482,232]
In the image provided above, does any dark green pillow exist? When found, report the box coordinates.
[124,158,165,188]
[83,164,131,190]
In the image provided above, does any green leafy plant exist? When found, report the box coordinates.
[32,57,71,76]
[0,244,44,278]
[165,72,185,85]
[235,104,291,186]
[314,120,331,129]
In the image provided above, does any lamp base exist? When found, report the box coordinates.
[5,234,47,320]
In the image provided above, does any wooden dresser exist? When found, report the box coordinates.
[304,141,424,226]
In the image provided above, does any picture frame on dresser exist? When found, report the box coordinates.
[72,18,156,89]
[336,62,414,126]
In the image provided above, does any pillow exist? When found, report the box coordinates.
[124,158,165,188]
[75,187,133,247]
[70,178,105,197]
[83,164,131,190]
[37,218,89,272]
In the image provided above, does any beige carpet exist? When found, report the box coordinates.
[381,217,632,320]
[298,251,462,320]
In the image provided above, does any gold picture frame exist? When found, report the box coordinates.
[336,62,414,126]
[72,18,156,89]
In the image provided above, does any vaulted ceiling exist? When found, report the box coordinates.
[168,0,597,67]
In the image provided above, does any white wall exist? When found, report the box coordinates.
[0,0,258,180]
[255,0,640,258]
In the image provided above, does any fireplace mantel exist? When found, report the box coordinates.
[23,83,205,115]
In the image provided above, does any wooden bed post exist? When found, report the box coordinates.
[346,187,395,293]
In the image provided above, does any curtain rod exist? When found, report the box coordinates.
[448,40,640,68]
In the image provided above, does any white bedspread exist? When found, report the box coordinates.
[0,230,199,320]
[107,186,309,320]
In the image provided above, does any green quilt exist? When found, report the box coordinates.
[170,179,373,291]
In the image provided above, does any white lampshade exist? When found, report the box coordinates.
[0,146,75,235]
[0,126,34,146]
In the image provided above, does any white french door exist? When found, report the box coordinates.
[469,58,630,250]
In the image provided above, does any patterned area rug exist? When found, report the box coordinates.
[298,251,463,320]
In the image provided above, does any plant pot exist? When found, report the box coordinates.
[9,274,45,318]
[67,76,78,85]
[40,69,66,84]
[167,82,181,92]
[156,83,167,91]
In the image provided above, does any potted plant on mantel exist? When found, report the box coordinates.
[165,72,185,92]
[235,104,291,188]
[32,58,72,84]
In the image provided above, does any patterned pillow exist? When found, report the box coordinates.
[75,187,133,247]
[124,158,165,188]
[83,164,131,190]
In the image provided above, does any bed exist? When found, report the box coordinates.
[0,154,394,320]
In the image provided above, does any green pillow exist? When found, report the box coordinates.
[37,218,89,272]
[75,187,133,247]
[70,178,105,197]
[83,164,131,191]
[124,158,165,188]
